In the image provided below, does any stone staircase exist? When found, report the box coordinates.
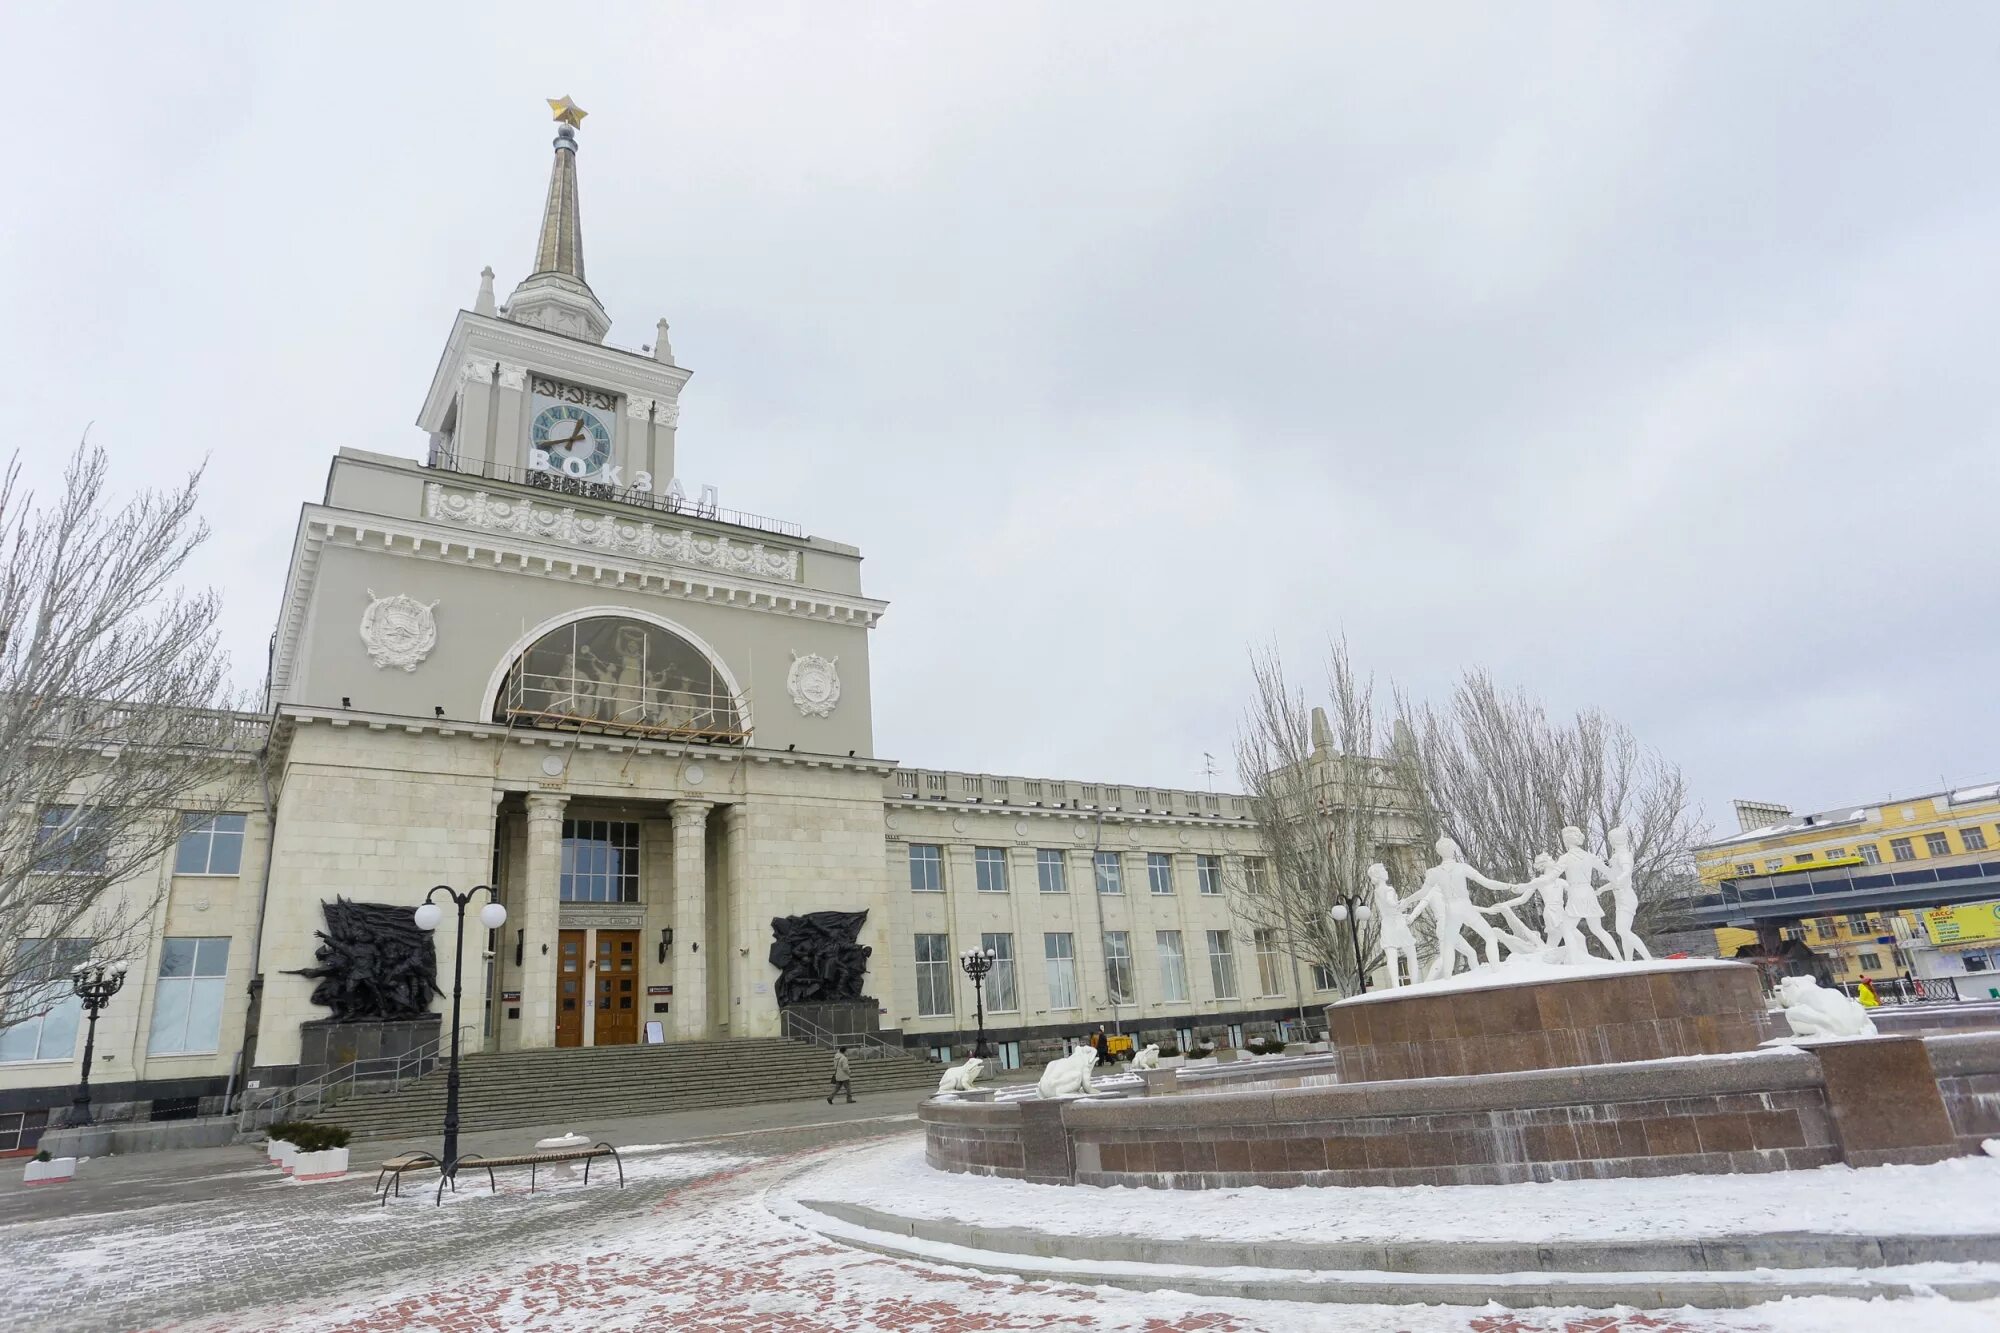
[306,1038,941,1142]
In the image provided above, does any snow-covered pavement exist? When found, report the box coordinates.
[4,1122,1998,1331]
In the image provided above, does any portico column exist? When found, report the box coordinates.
[671,799,714,1041]
[721,803,753,1035]
[518,792,568,1049]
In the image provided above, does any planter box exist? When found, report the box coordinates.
[291,1147,349,1183]
[23,1157,76,1186]
[270,1140,298,1173]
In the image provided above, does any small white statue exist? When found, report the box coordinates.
[1128,1043,1161,1070]
[1603,826,1652,963]
[1369,863,1419,989]
[1037,1045,1099,1098]
[1775,975,1877,1038]
[1547,825,1621,962]
[937,1056,985,1093]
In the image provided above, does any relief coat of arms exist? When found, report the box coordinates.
[786,651,840,718]
[359,590,439,671]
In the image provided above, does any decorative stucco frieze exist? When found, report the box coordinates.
[495,362,529,391]
[625,396,654,419]
[656,399,680,429]
[424,482,800,581]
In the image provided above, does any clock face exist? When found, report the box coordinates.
[532,403,613,477]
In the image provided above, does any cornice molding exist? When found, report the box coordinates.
[882,795,1254,831]
[266,505,887,698]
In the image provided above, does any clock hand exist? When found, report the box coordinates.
[550,420,588,451]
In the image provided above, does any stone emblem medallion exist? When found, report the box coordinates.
[787,651,841,717]
[359,590,439,671]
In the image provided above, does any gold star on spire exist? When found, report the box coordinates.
[547,95,587,128]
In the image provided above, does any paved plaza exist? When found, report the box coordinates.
[3,1090,1996,1333]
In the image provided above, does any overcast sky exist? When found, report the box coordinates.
[5,4,1995,830]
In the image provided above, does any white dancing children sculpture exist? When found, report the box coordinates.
[1406,837,1539,981]
[1547,825,1622,962]
[1367,862,1419,990]
[1603,826,1651,963]
[937,1056,986,1093]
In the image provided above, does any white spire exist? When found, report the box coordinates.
[474,266,496,317]
[654,319,675,365]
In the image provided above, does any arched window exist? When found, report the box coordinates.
[494,616,746,744]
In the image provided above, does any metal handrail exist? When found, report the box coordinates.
[241,1024,474,1129]
[426,455,804,540]
[778,1009,918,1062]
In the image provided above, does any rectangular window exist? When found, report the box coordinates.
[1146,852,1174,895]
[1890,838,1915,862]
[147,938,230,1055]
[34,806,109,874]
[1858,844,1881,865]
[974,847,1009,893]
[1815,920,1836,940]
[1044,932,1078,1009]
[1764,858,1784,872]
[1311,961,1337,991]
[1036,848,1068,894]
[1926,832,1951,857]
[1196,854,1222,896]
[1856,951,1885,972]
[1206,930,1239,1000]
[1845,913,1869,931]
[1794,853,1815,864]
[1965,827,1990,853]
[1104,931,1134,1005]
[174,812,247,876]
[908,843,943,892]
[914,933,952,1017]
[980,932,1017,1012]
[559,820,640,902]
[1156,930,1189,1002]
[1253,928,1285,996]
[0,938,91,1063]
[1244,858,1270,896]
[1093,851,1124,895]
[1734,863,1756,876]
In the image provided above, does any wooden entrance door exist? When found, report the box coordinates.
[555,930,586,1047]
[594,930,640,1045]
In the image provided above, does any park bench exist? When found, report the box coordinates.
[372,1141,625,1206]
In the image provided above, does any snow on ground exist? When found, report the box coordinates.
[1336,955,1747,1006]
[786,1139,2000,1244]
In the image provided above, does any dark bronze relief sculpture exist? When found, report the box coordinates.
[290,898,442,1021]
[769,910,873,1005]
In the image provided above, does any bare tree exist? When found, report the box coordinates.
[0,445,254,1028]
[1229,641,1422,999]
[1393,670,1706,945]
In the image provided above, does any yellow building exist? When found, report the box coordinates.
[1697,782,2000,986]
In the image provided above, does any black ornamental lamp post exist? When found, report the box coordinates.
[67,958,129,1126]
[1328,895,1374,997]
[413,884,507,1174]
[958,946,997,1060]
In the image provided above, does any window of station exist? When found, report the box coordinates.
[560,820,640,902]
[495,616,744,743]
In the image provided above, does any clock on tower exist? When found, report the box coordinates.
[528,376,618,479]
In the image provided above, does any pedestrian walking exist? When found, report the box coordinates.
[1092,1026,1110,1066]
[1856,976,1881,1008]
[827,1045,854,1104]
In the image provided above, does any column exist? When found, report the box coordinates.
[671,799,713,1040]
[721,803,753,1036]
[465,790,506,1054]
[517,792,567,1049]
